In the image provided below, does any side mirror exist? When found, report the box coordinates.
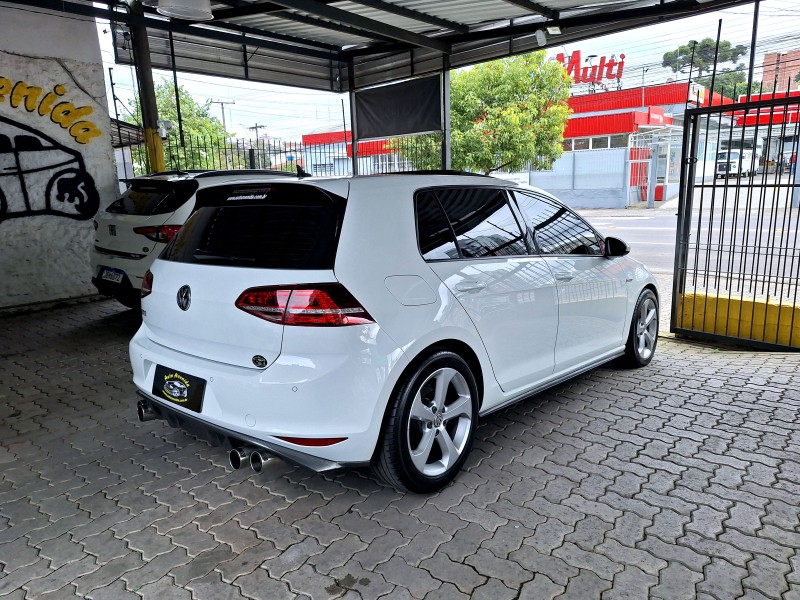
[604,236,630,257]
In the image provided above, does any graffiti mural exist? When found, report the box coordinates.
[0,114,99,222]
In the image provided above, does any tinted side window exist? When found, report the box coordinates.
[415,191,459,261]
[513,191,602,255]
[436,188,527,258]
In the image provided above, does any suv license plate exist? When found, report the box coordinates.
[152,365,206,413]
[101,268,125,284]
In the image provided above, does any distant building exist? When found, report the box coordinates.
[762,51,800,92]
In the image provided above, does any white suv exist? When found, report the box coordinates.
[91,170,295,307]
[130,173,659,492]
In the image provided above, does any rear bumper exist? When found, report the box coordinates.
[136,391,364,472]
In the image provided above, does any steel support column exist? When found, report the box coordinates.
[130,0,164,173]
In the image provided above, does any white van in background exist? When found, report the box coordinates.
[716,149,755,179]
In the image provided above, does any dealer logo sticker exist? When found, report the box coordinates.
[162,372,190,402]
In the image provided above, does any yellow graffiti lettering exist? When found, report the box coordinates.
[10,81,43,112]
[0,76,99,144]
[51,101,94,128]
[38,84,67,116]
[69,121,102,145]
[0,77,11,103]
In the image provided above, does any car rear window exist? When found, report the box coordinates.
[106,180,199,216]
[161,183,346,270]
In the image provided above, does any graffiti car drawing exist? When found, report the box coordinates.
[0,115,99,222]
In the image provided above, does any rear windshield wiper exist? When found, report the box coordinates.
[192,250,256,263]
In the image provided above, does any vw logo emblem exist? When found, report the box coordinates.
[176,285,191,311]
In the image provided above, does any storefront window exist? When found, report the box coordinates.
[562,139,573,151]
[573,138,590,151]
[610,134,629,148]
[591,136,610,149]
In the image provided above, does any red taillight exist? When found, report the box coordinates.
[133,225,182,243]
[141,270,153,298]
[235,284,373,327]
[276,436,347,446]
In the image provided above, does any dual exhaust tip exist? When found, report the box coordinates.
[229,447,272,473]
[137,400,271,473]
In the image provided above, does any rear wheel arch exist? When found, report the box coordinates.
[373,339,485,459]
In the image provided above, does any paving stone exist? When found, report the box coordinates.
[85,577,141,600]
[553,542,624,581]
[595,539,667,576]
[263,538,323,579]
[124,525,175,561]
[284,563,341,598]
[508,545,579,587]
[293,514,347,546]
[190,570,251,600]
[375,555,441,598]
[518,573,564,600]
[120,546,191,591]
[329,561,396,598]
[565,515,614,551]
[465,548,532,589]
[437,522,493,563]
[22,555,98,597]
[393,526,449,567]
[137,575,192,599]
[742,554,791,599]
[0,537,40,571]
[308,534,369,575]
[209,518,261,554]
[171,544,237,586]
[603,565,658,600]
[696,557,748,599]
[248,517,306,550]
[73,552,145,596]
[352,530,409,570]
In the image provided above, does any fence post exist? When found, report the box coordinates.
[647,139,659,208]
[248,148,257,169]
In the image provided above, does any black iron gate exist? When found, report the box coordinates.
[672,94,800,349]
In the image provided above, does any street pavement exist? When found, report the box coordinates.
[2,288,800,598]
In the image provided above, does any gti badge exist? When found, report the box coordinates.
[177,285,191,311]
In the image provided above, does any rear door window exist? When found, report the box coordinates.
[162,183,346,270]
[106,180,199,216]
[415,191,459,261]
[434,187,527,258]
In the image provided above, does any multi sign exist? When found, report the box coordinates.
[555,50,626,86]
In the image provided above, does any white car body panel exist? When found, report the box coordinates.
[130,173,659,470]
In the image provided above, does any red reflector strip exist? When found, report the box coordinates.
[276,436,347,447]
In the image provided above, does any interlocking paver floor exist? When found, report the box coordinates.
[1,299,800,599]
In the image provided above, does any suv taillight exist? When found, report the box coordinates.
[141,270,153,298]
[235,284,373,326]
[133,225,182,243]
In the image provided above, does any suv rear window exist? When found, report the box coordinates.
[106,180,199,216]
[161,183,346,270]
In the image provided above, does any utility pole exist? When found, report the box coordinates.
[211,100,235,135]
[641,67,650,108]
[248,123,266,139]
[129,0,164,173]
[212,100,235,168]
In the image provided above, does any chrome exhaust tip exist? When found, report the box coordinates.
[229,447,256,470]
[137,400,157,422]
[250,449,271,473]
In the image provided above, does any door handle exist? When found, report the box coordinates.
[626,274,634,282]
[455,281,486,293]
[554,272,574,282]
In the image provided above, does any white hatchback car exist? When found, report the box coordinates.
[131,173,659,493]
[91,170,295,307]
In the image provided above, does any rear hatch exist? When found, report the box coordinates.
[144,181,349,369]
[95,178,199,259]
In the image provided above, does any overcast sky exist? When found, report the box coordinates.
[95,0,799,142]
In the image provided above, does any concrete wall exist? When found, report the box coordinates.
[529,148,629,208]
[0,3,116,308]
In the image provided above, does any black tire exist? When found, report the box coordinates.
[373,351,479,493]
[621,289,659,368]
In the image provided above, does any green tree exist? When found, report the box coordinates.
[662,38,747,77]
[696,68,747,98]
[389,52,572,174]
[125,79,234,172]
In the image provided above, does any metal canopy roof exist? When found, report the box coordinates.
[23,0,750,92]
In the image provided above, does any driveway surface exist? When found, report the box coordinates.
[1,298,800,599]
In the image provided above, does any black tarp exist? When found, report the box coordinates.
[354,75,442,139]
